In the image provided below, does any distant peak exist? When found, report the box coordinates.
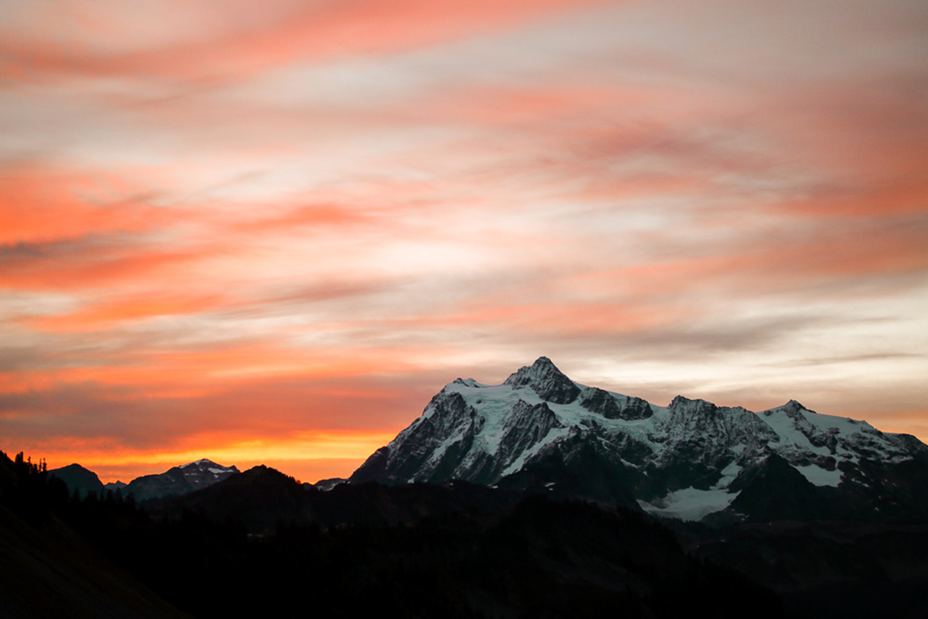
[180,458,235,471]
[182,458,216,467]
[49,463,100,478]
[241,465,291,482]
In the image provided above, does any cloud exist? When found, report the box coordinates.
[0,0,599,84]
[0,0,926,480]
[0,164,171,243]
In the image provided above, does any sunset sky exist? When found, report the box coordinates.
[1,0,926,483]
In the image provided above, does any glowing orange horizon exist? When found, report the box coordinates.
[12,431,393,484]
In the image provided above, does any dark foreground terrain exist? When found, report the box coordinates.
[2,451,925,618]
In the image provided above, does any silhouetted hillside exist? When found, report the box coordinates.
[682,520,928,619]
[4,450,927,618]
[0,452,783,618]
[147,465,521,530]
[47,463,105,498]
[136,485,784,618]
[0,451,187,618]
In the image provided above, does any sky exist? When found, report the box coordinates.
[1,0,927,483]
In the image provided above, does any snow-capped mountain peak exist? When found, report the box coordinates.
[178,458,237,477]
[121,458,240,501]
[781,399,808,412]
[183,458,215,467]
[350,358,928,523]
[503,356,580,404]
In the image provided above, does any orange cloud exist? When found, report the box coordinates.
[1,0,601,83]
[0,164,171,244]
[23,292,226,332]
[0,238,219,291]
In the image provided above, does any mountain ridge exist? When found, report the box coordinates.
[51,458,240,502]
[120,458,239,502]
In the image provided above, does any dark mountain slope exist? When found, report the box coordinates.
[125,459,238,502]
[47,463,105,498]
[6,448,927,618]
[0,452,188,619]
[140,473,783,619]
[683,520,928,619]
[148,464,521,530]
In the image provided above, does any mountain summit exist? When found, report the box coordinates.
[503,356,581,403]
[122,458,239,501]
[351,357,927,522]
[48,463,105,498]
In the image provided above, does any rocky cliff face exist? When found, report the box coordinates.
[351,357,927,521]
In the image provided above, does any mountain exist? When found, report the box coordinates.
[312,477,346,491]
[351,356,928,522]
[48,463,105,498]
[44,459,240,502]
[104,480,128,493]
[124,459,239,502]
